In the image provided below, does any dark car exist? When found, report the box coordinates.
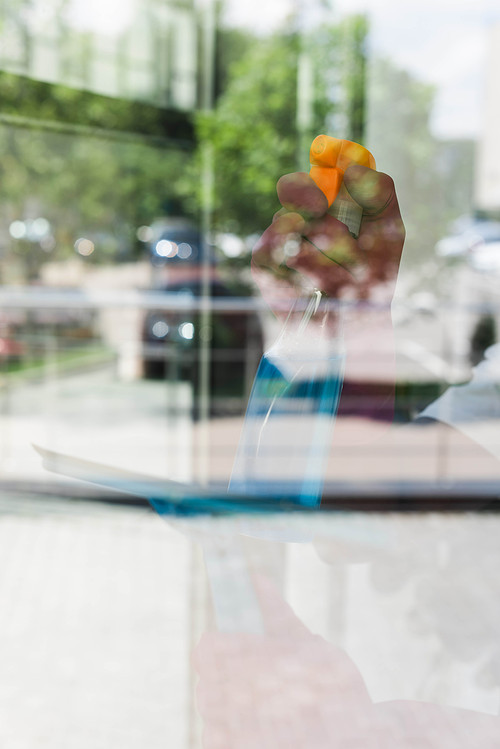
[149,223,207,267]
[141,279,264,415]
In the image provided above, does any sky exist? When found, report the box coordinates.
[222,0,500,140]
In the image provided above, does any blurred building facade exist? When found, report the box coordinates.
[475,22,500,214]
[0,0,198,110]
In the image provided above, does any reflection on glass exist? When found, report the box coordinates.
[179,321,194,340]
[151,320,169,339]
[190,512,500,746]
[0,0,197,109]
[74,237,95,256]
[2,2,500,747]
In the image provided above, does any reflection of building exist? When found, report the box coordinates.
[475,22,500,213]
[0,0,197,110]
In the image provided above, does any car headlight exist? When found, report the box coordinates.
[178,322,194,340]
[151,320,169,339]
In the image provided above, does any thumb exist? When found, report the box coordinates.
[252,573,311,638]
[343,164,399,218]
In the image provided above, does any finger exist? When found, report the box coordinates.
[277,172,329,219]
[343,164,399,218]
[343,165,405,266]
[252,573,311,638]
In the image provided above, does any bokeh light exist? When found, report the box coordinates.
[137,225,154,242]
[151,320,169,339]
[74,237,95,256]
[156,240,178,258]
[9,221,26,239]
[178,322,194,340]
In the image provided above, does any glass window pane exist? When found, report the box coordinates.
[2,1,500,746]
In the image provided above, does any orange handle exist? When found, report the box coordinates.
[309,135,376,207]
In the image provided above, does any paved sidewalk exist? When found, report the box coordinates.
[2,495,500,748]
[0,494,197,749]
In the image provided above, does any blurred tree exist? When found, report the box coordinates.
[0,71,194,140]
[339,14,369,144]
[0,122,192,278]
[0,71,195,278]
[0,10,373,278]
[195,30,302,235]
[187,16,370,237]
[213,26,254,100]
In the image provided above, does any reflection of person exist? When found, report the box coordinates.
[252,165,405,301]
[252,164,500,459]
[252,165,406,426]
[418,342,500,461]
[193,168,500,745]
[194,574,500,747]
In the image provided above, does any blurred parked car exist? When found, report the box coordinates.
[434,219,500,365]
[467,234,500,273]
[435,219,500,271]
[141,278,264,415]
[148,219,210,268]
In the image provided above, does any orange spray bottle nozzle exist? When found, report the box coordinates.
[309,135,376,238]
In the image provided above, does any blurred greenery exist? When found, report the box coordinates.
[0,71,195,140]
[0,8,475,284]
[0,11,371,280]
[196,31,303,234]
[0,342,114,380]
[335,14,369,144]
[0,124,193,279]
[184,16,370,236]
[197,17,475,270]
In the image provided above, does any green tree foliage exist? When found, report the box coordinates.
[0,71,195,279]
[195,31,302,235]
[187,15,371,237]
[0,71,194,141]
[0,121,192,279]
[213,26,254,100]
[0,10,372,280]
[191,32,334,235]
[338,14,369,144]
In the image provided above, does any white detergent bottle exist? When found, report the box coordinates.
[229,291,345,507]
